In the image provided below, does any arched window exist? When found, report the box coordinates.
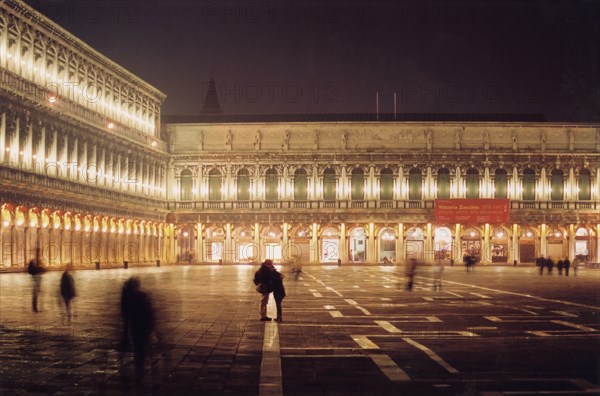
[323,168,336,201]
[237,169,250,200]
[522,168,536,201]
[551,169,564,201]
[380,168,393,200]
[494,168,508,199]
[180,169,193,201]
[409,168,422,200]
[294,168,308,200]
[265,168,278,200]
[351,168,364,200]
[437,168,450,199]
[208,169,222,201]
[466,168,479,198]
[578,168,591,200]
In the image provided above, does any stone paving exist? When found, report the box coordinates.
[0,264,599,395]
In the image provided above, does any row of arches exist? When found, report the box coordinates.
[0,203,172,267]
[178,165,595,202]
[174,223,598,265]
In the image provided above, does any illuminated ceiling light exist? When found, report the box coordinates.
[42,222,48,228]
[47,95,57,104]
[32,154,37,160]
[470,231,475,237]
[107,122,115,129]
[19,150,23,156]
[85,225,90,232]
[526,231,532,237]
[5,148,9,152]
[497,231,504,238]
[183,231,189,237]
[54,223,60,229]
[555,232,561,238]
[65,224,70,230]
[2,220,10,227]
[151,141,157,147]
[29,221,36,227]
[241,231,245,237]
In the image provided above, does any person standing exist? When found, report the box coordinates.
[563,258,571,276]
[557,259,564,275]
[60,265,76,321]
[120,277,155,382]
[572,256,580,276]
[433,259,444,291]
[270,265,286,322]
[546,258,554,275]
[254,260,274,321]
[405,258,418,291]
[27,248,44,312]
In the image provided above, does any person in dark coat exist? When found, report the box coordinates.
[27,248,44,312]
[253,260,274,321]
[546,258,554,274]
[120,277,155,382]
[60,266,76,321]
[269,265,286,322]
[536,257,545,275]
[563,258,571,276]
[556,259,564,275]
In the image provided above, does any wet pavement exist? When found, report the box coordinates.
[1,264,599,395]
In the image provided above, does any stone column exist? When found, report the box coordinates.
[368,223,376,263]
[397,223,404,265]
[425,223,433,263]
[483,223,491,264]
[568,224,575,261]
[311,223,318,263]
[340,223,347,262]
[197,223,204,263]
[540,224,547,258]
[454,224,462,264]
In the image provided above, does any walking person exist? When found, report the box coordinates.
[433,259,444,291]
[546,258,554,275]
[572,256,580,276]
[120,277,155,382]
[405,258,418,291]
[253,259,275,321]
[60,265,76,321]
[27,248,44,312]
[536,256,545,275]
[270,264,286,322]
[563,258,571,276]
[557,259,564,275]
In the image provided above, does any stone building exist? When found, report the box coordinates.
[1,0,599,268]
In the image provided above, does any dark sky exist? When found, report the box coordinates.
[23,0,600,121]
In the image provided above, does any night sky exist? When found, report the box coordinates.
[22,0,600,121]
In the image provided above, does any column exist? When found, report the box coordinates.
[225,223,232,263]
[510,224,518,264]
[540,224,547,258]
[254,223,260,261]
[311,223,318,263]
[340,223,347,262]
[454,224,462,263]
[396,223,404,265]
[483,223,491,264]
[425,223,433,263]
[197,223,204,263]
[282,222,289,260]
[568,224,575,261]
[368,223,376,263]
[24,119,32,170]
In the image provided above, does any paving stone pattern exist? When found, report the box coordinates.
[1,265,599,395]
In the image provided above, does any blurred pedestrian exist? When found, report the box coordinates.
[572,256,580,276]
[60,265,76,321]
[546,258,554,275]
[405,258,418,291]
[120,277,155,382]
[27,248,44,312]
[557,259,564,275]
[433,259,444,290]
[536,256,545,275]
[254,259,274,321]
[563,258,570,276]
[270,264,286,322]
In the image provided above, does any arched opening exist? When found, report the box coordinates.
[265,168,278,200]
[434,227,452,261]
[575,227,590,261]
[379,227,396,263]
[406,227,424,262]
[437,168,450,199]
[323,168,336,201]
[351,168,365,201]
[177,225,195,263]
[522,169,536,201]
[208,169,222,201]
[461,227,481,262]
[491,227,509,263]
[494,168,508,199]
[380,169,394,201]
[466,168,479,199]
[180,169,193,201]
[294,168,308,201]
[551,169,564,201]
[289,226,311,263]
[263,227,282,261]
[237,168,250,201]
[349,227,366,262]
[206,227,225,262]
[578,169,591,201]
[519,227,536,263]
[409,168,422,200]
[236,227,255,263]
[547,227,566,260]
[321,227,339,262]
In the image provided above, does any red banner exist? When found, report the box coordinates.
[435,199,510,224]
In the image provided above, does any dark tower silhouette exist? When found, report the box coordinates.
[202,73,223,114]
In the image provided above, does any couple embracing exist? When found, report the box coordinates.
[253,259,286,322]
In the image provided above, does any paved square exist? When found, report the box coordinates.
[1,265,599,395]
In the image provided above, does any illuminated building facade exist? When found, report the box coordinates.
[1,0,599,268]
